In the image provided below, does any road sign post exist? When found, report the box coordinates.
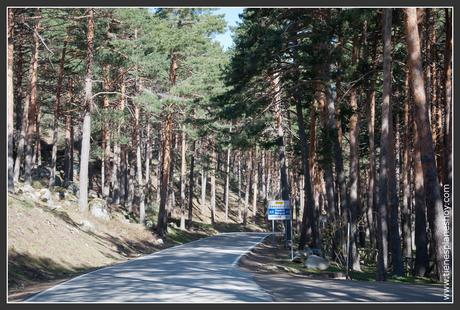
[268,200,293,260]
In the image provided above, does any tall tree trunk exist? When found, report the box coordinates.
[156,113,173,236]
[243,150,252,226]
[155,129,162,205]
[237,152,242,222]
[7,8,15,192]
[443,8,452,188]
[179,127,187,230]
[348,35,361,271]
[252,147,259,220]
[388,81,404,277]
[79,9,95,213]
[64,78,74,185]
[401,70,412,259]
[13,27,27,184]
[413,116,429,277]
[112,69,125,204]
[135,102,145,224]
[376,8,392,281]
[295,93,317,249]
[101,63,111,197]
[366,74,377,249]
[188,141,196,227]
[224,146,231,222]
[201,165,207,214]
[145,120,152,205]
[24,10,41,185]
[210,140,217,225]
[272,74,291,243]
[50,36,68,188]
[405,7,447,281]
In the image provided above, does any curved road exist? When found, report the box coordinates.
[26,232,272,303]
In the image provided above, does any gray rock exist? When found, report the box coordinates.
[33,166,51,179]
[292,252,304,263]
[304,254,330,270]
[80,220,94,232]
[89,190,99,199]
[66,182,79,195]
[304,247,323,257]
[54,175,63,187]
[39,188,52,202]
[154,238,164,246]
[89,199,110,221]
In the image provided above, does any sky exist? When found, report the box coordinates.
[213,8,244,50]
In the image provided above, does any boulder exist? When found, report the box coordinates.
[89,198,110,221]
[304,254,330,271]
[304,247,323,257]
[154,238,164,246]
[54,175,63,187]
[39,188,52,202]
[67,182,79,195]
[80,220,94,232]
[89,190,99,199]
[292,252,304,263]
[33,166,51,179]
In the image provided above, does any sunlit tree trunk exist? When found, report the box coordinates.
[24,10,41,185]
[63,78,74,185]
[50,36,68,188]
[348,35,361,272]
[413,117,429,277]
[179,127,187,230]
[79,9,95,212]
[7,8,15,192]
[101,63,111,197]
[405,7,446,281]
[210,140,217,225]
[443,8,452,188]
[224,146,231,222]
[13,26,27,184]
[157,113,173,236]
[187,141,196,227]
[252,147,259,220]
[376,8,392,281]
[401,70,412,259]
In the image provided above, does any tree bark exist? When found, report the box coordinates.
[348,35,362,272]
[101,63,111,198]
[405,7,447,281]
[50,36,68,188]
[7,8,15,192]
[252,147,259,220]
[272,73,291,243]
[79,9,95,213]
[179,127,187,230]
[210,140,217,225]
[376,8,393,281]
[24,10,41,185]
[188,141,196,227]
[243,150,252,226]
[413,116,429,277]
[443,8,452,188]
[156,113,173,236]
[224,146,231,222]
[13,26,27,184]
[401,69,412,259]
[295,94,318,249]
[64,78,74,185]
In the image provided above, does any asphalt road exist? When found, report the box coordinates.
[26,232,273,303]
[250,271,447,302]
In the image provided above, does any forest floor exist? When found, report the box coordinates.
[238,238,445,302]
[8,176,267,302]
